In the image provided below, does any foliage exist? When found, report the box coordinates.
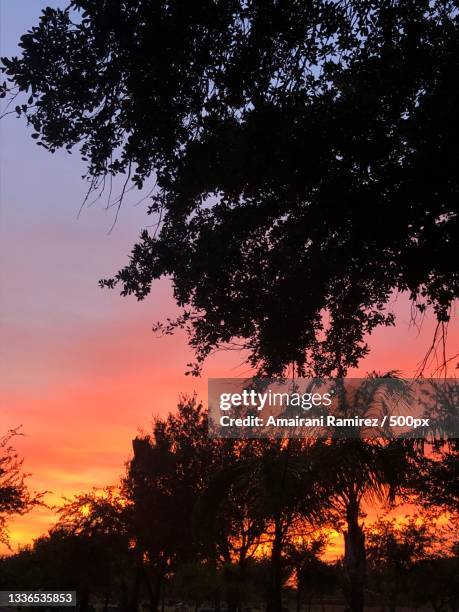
[196,436,335,612]
[286,534,339,610]
[409,441,459,514]
[2,0,458,374]
[366,514,458,612]
[0,429,44,547]
[122,396,232,608]
[314,373,420,612]
[172,562,221,609]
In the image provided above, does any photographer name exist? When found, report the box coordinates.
[220,415,430,428]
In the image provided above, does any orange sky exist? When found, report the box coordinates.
[1,280,456,554]
[0,1,458,556]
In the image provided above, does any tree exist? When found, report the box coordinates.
[366,513,459,612]
[366,515,435,612]
[172,562,221,612]
[409,539,459,612]
[193,439,267,612]
[286,534,338,612]
[54,487,134,611]
[0,524,132,612]
[2,0,458,376]
[123,396,227,611]
[199,437,333,612]
[410,440,459,515]
[407,381,458,517]
[0,428,43,547]
[317,374,419,612]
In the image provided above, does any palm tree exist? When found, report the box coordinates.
[317,373,418,612]
[196,437,332,612]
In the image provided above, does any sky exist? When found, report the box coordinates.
[0,1,457,554]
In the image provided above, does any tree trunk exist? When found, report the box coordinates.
[144,566,164,612]
[225,564,240,612]
[128,562,142,612]
[119,579,129,612]
[343,499,366,612]
[267,516,284,612]
[125,547,145,612]
[295,579,301,612]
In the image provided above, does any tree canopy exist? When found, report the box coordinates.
[0,429,43,546]
[2,0,458,374]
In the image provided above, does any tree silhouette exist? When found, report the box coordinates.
[407,381,459,516]
[285,534,338,612]
[0,428,43,547]
[172,562,221,612]
[123,397,227,611]
[193,440,267,612]
[316,374,419,612]
[198,438,333,612]
[2,0,458,375]
[0,482,132,612]
[410,440,459,516]
[366,514,452,612]
[54,487,133,611]
[409,542,459,612]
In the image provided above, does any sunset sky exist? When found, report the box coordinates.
[1,1,458,555]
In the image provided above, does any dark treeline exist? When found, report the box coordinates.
[1,395,457,612]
